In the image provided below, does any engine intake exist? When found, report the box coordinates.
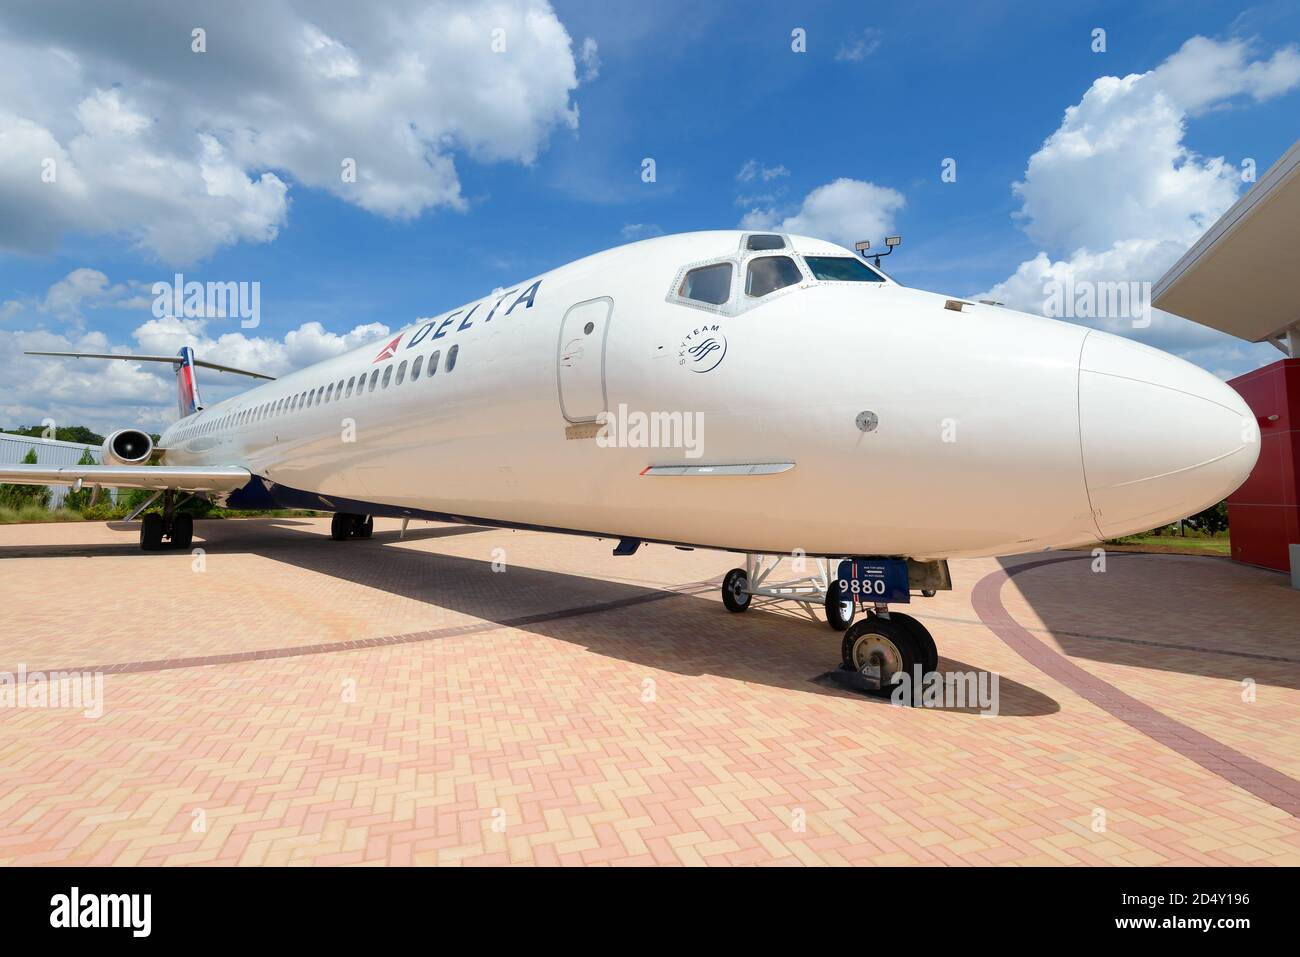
[102,429,154,466]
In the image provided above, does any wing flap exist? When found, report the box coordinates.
[0,464,251,492]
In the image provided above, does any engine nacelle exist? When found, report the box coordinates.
[102,429,154,466]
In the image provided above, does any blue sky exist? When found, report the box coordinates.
[1,0,1298,432]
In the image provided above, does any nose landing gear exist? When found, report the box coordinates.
[720,554,951,699]
[840,608,938,693]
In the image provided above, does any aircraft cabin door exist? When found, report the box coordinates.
[557,297,612,422]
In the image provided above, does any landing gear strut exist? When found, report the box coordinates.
[330,512,374,540]
[138,489,195,551]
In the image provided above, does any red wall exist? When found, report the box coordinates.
[1227,358,1300,572]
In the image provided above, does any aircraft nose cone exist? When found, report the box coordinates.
[1078,331,1259,540]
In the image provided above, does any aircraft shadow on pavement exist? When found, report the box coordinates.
[995,553,1300,691]
[2,519,1059,715]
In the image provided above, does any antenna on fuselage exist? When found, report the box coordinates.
[855,236,901,269]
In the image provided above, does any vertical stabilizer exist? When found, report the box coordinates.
[173,346,203,417]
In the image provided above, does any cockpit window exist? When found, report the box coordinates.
[745,233,785,251]
[678,262,733,305]
[804,256,886,283]
[745,255,802,297]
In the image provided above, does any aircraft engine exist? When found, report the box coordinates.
[102,429,154,466]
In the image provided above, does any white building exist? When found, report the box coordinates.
[0,432,117,509]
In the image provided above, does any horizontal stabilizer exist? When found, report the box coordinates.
[0,464,251,493]
[24,351,275,381]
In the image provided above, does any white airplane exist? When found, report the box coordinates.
[4,230,1259,688]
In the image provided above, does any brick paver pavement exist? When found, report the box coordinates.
[0,517,1296,865]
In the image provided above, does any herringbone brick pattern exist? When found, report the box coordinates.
[0,518,1296,865]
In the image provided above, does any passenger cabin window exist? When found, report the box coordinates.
[804,256,886,283]
[447,344,459,372]
[382,365,393,388]
[428,350,440,376]
[746,255,802,297]
[368,369,379,392]
[678,262,732,305]
[346,376,355,398]
[396,360,407,385]
[746,233,785,251]
[411,355,423,381]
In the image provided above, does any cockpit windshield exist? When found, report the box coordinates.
[678,262,733,304]
[804,256,886,283]
[745,255,802,297]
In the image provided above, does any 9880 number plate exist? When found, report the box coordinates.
[836,558,911,604]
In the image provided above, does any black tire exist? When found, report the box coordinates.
[888,612,939,676]
[721,568,751,612]
[840,616,923,699]
[170,513,194,550]
[824,580,855,632]
[140,512,165,551]
[353,514,374,539]
[331,512,353,541]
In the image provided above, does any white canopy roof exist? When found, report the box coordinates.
[1152,139,1300,349]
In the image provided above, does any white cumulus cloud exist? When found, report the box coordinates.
[976,35,1300,373]
[0,270,394,435]
[0,0,586,263]
[740,177,904,247]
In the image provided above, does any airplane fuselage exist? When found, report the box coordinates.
[158,230,1258,560]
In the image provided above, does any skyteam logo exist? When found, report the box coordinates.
[678,324,727,373]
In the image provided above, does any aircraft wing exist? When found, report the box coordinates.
[0,464,251,492]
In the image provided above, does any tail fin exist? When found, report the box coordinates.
[174,345,201,416]
[174,346,202,416]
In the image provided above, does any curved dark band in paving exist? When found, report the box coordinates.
[972,556,1300,819]
[29,579,718,679]
[923,612,1300,665]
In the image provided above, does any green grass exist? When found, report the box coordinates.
[0,506,322,524]
[1110,533,1231,555]
[0,506,86,524]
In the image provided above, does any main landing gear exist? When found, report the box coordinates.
[330,512,374,541]
[721,553,951,696]
[138,489,194,551]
